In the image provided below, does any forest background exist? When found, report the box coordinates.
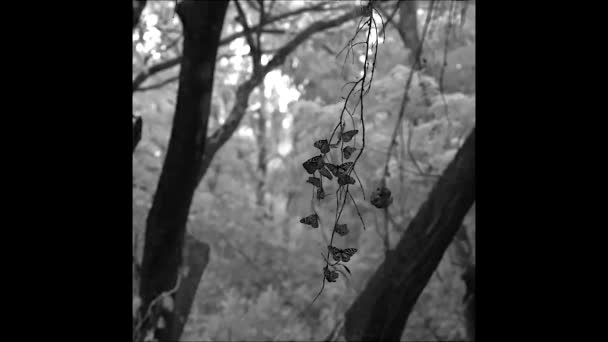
[132,1,475,340]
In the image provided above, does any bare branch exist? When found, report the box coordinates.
[263,7,361,74]
[377,1,400,40]
[132,2,339,91]
[375,1,407,43]
[381,0,436,182]
[257,0,265,66]
[406,122,426,175]
[234,0,262,76]
[133,115,142,153]
[133,57,182,91]
[134,75,180,92]
[197,6,362,184]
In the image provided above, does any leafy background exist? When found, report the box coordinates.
[133,1,475,340]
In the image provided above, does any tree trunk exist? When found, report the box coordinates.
[133,115,142,153]
[344,128,475,341]
[195,7,362,187]
[132,0,146,153]
[133,0,147,31]
[463,264,475,341]
[138,2,228,341]
[398,0,422,66]
[255,84,268,209]
[170,234,210,341]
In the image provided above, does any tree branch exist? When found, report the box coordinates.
[132,2,340,92]
[133,0,147,31]
[377,1,401,41]
[344,128,475,341]
[196,6,362,184]
[262,7,361,73]
[135,75,180,92]
[234,0,262,76]
[381,1,435,182]
[133,115,142,153]
[133,57,182,92]
[137,2,229,341]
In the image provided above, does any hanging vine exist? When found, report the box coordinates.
[297,0,382,307]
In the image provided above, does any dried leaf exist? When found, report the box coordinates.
[341,130,358,142]
[324,266,339,282]
[371,186,393,209]
[343,146,356,159]
[300,214,319,228]
[338,173,356,186]
[319,166,333,180]
[338,162,353,174]
[325,163,339,177]
[316,187,325,200]
[334,223,349,236]
[302,155,324,174]
[306,177,322,188]
[314,139,330,154]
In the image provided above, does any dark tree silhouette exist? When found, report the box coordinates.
[133,0,147,31]
[137,2,228,341]
[398,0,422,66]
[344,128,475,341]
[132,0,146,153]
[133,2,402,341]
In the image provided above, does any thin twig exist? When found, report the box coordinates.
[135,75,179,92]
[234,0,262,76]
[382,208,390,255]
[375,1,407,44]
[347,189,366,230]
[438,1,456,146]
[406,121,426,175]
[132,1,343,91]
[381,0,436,183]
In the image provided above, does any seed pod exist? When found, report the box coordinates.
[371,186,393,208]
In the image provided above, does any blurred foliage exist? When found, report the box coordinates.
[133,1,475,341]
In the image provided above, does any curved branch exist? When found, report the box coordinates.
[381,0,436,182]
[196,6,362,184]
[135,75,179,92]
[132,1,341,92]
[344,128,475,341]
[133,57,182,92]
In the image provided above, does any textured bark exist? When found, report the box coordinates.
[255,84,267,208]
[170,234,210,341]
[138,2,228,341]
[133,115,142,153]
[344,128,475,341]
